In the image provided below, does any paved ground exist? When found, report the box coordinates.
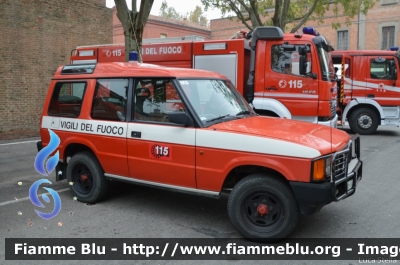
[1,125,399,265]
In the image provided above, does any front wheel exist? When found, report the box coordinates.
[348,108,379,135]
[66,152,109,203]
[227,173,299,242]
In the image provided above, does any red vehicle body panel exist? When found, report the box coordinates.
[70,30,337,127]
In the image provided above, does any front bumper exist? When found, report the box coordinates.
[318,114,338,128]
[290,134,362,215]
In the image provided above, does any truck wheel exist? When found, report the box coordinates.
[349,108,379,135]
[227,173,299,242]
[66,152,109,203]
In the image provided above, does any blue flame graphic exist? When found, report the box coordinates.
[34,129,60,176]
[29,179,62,220]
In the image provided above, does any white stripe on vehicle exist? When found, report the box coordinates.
[42,116,127,138]
[127,123,196,145]
[196,130,320,158]
[344,77,400,94]
[42,116,320,158]
[262,93,318,99]
[352,97,400,101]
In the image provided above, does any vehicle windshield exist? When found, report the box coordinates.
[316,43,335,81]
[178,79,255,124]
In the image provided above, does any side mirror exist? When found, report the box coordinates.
[299,45,311,55]
[389,61,397,81]
[299,55,307,75]
[168,111,194,127]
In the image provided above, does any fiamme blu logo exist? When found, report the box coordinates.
[31,129,62,220]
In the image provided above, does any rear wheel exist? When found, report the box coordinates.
[227,173,299,242]
[66,152,109,203]
[349,108,379,135]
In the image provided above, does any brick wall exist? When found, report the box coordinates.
[0,0,112,140]
[210,17,247,40]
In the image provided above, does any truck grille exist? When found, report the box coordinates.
[332,151,348,179]
[330,99,337,118]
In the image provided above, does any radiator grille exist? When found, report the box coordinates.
[333,151,348,179]
[330,99,337,118]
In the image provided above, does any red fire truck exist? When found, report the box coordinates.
[331,49,400,135]
[70,26,339,128]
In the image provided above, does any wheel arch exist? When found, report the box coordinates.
[252,97,292,119]
[63,143,97,163]
[221,165,291,193]
[342,99,383,125]
[55,139,99,181]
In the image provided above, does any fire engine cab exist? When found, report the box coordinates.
[39,51,362,241]
[332,48,400,134]
[70,26,339,129]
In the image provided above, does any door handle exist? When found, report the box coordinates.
[131,131,141,138]
[266,87,278,90]
[367,94,375,98]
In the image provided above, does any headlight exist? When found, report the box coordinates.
[311,156,332,182]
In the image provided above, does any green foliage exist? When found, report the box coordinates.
[159,0,184,20]
[159,1,209,27]
[189,6,209,26]
[201,0,378,32]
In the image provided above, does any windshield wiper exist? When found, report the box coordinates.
[236,110,251,116]
[206,114,231,123]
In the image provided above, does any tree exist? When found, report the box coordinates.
[200,0,377,33]
[159,1,209,27]
[188,6,209,26]
[114,0,154,62]
[159,0,183,20]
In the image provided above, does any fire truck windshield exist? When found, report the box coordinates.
[178,79,255,124]
[316,43,335,81]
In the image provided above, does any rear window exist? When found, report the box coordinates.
[48,82,86,117]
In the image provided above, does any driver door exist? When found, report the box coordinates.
[265,42,319,121]
[126,78,196,188]
[366,56,399,106]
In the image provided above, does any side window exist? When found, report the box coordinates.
[370,59,395,80]
[271,45,311,76]
[48,82,86,117]
[91,79,128,121]
[344,58,351,78]
[133,79,185,123]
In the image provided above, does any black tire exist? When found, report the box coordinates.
[348,108,379,135]
[66,152,109,203]
[227,173,299,242]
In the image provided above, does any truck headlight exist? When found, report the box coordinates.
[311,157,331,182]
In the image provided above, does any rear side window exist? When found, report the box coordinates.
[91,79,128,121]
[48,82,86,117]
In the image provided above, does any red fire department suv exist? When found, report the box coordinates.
[37,53,362,241]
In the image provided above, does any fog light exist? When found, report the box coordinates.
[347,179,354,191]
